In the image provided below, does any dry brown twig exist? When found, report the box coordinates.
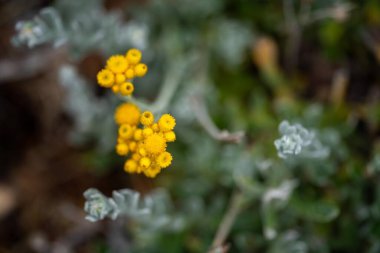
[283,1,354,72]
[299,2,355,25]
[208,191,245,253]
[330,68,349,106]
[190,95,246,252]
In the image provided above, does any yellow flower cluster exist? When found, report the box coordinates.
[96,49,148,96]
[96,49,176,178]
[114,102,176,178]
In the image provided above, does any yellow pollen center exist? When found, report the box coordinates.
[144,134,167,154]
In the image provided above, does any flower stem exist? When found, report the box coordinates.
[209,191,245,253]
[123,57,188,114]
[191,95,245,143]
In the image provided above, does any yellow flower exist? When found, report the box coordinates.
[158,114,176,132]
[156,151,172,168]
[151,123,160,132]
[126,48,142,65]
[136,166,144,174]
[114,103,141,126]
[107,55,128,73]
[134,63,148,77]
[129,141,137,152]
[144,134,167,154]
[164,131,176,142]
[142,127,153,137]
[140,111,154,126]
[97,69,114,87]
[139,157,151,169]
[112,84,120,93]
[119,82,134,96]
[133,129,143,141]
[139,147,147,156]
[132,153,141,161]
[100,49,178,178]
[125,68,135,79]
[115,73,126,84]
[144,166,161,178]
[124,159,137,173]
[116,143,129,156]
[118,124,134,139]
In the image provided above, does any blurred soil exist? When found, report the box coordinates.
[0,1,152,252]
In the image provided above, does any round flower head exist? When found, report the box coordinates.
[132,153,141,161]
[118,124,134,139]
[134,63,148,77]
[97,69,114,87]
[156,152,172,168]
[142,127,153,137]
[125,68,135,79]
[136,166,144,174]
[164,131,176,142]
[144,133,167,154]
[139,157,151,169]
[107,55,128,73]
[144,166,161,178]
[126,48,142,64]
[140,111,154,126]
[116,143,129,156]
[133,129,143,141]
[114,103,141,125]
[129,141,137,152]
[124,159,137,173]
[158,114,176,132]
[119,82,134,96]
[152,123,159,132]
[115,73,126,84]
[112,84,120,93]
[139,147,147,157]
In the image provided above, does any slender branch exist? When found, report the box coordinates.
[209,191,245,253]
[123,58,188,114]
[330,68,348,106]
[150,59,187,113]
[190,95,245,143]
[361,30,380,63]
[299,3,354,25]
[283,0,300,72]
[299,0,311,25]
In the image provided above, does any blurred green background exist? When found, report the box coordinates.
[0,0,380,252]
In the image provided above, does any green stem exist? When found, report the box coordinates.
[122,57,188,114]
